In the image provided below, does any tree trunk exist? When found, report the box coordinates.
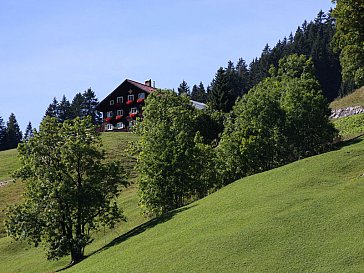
[70,246,83,265]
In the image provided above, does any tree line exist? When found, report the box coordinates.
[44,88,101,125]
[180,10,345,110]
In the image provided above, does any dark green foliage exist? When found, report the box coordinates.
[177,80,190,96]
[190,82,207,103]
[137,90,217,215]
[332,0,364,92]
[81,88,102,125]
[23,122,33,142]
[246,10,341,101]
[5,117,128,264]
[0,116,6,151]
[58,95,72,123]
[44,97,58,118]
[44,88,101,125]
[219,54,337,184]
[3,113,22,150]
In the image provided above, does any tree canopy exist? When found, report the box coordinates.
[332,0,364,91]
[6,116,128,264]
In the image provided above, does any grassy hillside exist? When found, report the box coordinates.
[330,86,364,109]
[333,113,364,140]
[0,132,144,272]
[63,137,364,273]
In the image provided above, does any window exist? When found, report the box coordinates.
[106,124,114,131]
[110,100,115,105]
[117,96,123,103]
[107,111,113,117]
[128,94,134,101]
[116,122,124,129]
[130,107,138,114]
[117,109,123,116]
[138,93,145,99]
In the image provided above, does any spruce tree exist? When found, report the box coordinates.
[58,95,72,123]
[177,80,190,96]
[190,82,207,103]
[208,67,232,112]
[0,116,6,151]
[70,92,85,119]
[44,97,59,119]
[23,122,34,142]
[81,88,102,125]
[4,113,22,150]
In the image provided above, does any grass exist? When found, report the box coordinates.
[62,137,364,273]
[0,149,20,182]
[330,86,364,109]
[333,113,364,140]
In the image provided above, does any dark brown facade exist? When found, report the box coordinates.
[96,79,156,131]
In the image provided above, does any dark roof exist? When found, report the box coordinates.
[96,79,156,110]
[126,79,156,93]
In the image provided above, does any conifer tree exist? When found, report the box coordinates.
[58,95,72,123]
[177,80,190,96]
[0,116,6,151]
[81,88,102,125]
[23,122,34,142]
[4,113,22,150]
[190,82,207,103]
[208,68,232,112]
[70,92,85,119]
[44,97,59,119]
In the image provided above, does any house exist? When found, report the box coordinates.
[96,79,156,131]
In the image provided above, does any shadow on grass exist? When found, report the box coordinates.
[56,204,195,272]
[333,133,364,150]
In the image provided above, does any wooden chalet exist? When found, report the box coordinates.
[96,79,156,131]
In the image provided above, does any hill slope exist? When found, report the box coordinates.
[64,138,364,273]
[330,86,364,109]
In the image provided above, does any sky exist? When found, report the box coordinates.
[0,0,334,131]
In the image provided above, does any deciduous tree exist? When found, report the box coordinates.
[6,117,128,264]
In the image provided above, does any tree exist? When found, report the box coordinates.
[137,90,217,215]
[5,116,128,264]
[70,92,85,119]
[208,67,232,112]
[44,97,59,119]
[58,95,72,123]
[81,88,102,125]
[177,80,190,96]
[218,54,336,184]
[190,82,207,103]
[23,122,34,142]
[4,113,22,150]
[332,0,364,91]
[0,116,6,151]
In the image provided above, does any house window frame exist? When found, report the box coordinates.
[138,93,145,99]
[130,107,138,114]
[117,96,123,103]
[110,99,115,105]
[107,111,113,118]
[128,94,134,101]
[106,124,114,131]
[116,122,124,129]
[129,120,136,128]
[117,109,123,116]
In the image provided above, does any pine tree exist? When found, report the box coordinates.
[45,97,59,119]
[81,88,102,125]
[209,68,232,112]
[23,122,34,142]
[177,80,190,96]
[70,92,85,119]
[0,116,6,151]
[190,82,207,103]
[4,113,22,150]
[58,95,72,123]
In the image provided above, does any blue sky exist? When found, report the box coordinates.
[0,0,334,131]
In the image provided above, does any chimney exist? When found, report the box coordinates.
[145,79,152,87]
